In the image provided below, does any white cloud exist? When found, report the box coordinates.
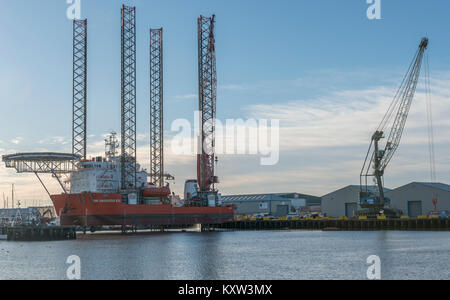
[10,137,23,145]
[246,77,450,150]
[37,136,71,147]
[137,133,148,142]
[175,94,197,100]
[219,84,250,91]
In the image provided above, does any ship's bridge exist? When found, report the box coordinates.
[70,157,147,194]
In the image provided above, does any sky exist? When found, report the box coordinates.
[1,0,450,206]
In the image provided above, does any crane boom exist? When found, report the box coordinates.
[360,38,428,216]
[379,38,428,171]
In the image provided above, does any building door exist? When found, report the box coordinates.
[275,205,289,217]
[345,203,357,218]
[408,201,422,217]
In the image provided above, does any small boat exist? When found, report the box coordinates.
[142,185,171,198]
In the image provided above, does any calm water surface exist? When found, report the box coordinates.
[0,230,449,280]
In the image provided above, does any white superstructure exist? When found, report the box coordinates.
[70,157,147,194]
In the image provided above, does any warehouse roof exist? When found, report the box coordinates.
[221,192,321,205]
[322,185,391,198]
[222,194,289,202]
[413,182,450,192]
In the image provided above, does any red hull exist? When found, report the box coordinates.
[51,192,234,227]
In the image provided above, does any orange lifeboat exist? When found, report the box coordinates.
[142,185,171,198]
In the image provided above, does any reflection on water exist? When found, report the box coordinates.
[0,231,449,280]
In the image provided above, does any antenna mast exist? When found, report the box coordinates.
[105,132,119,161]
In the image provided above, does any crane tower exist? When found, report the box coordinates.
[197,15,218,206]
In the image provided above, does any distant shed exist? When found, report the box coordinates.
[221,193,321,217]
[387,182,450,217]
[321,185,391,218]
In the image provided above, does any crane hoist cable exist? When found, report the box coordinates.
[425,53,436,183]
[424,52,439,213]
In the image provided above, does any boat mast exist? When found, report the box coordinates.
[11,183,14,209]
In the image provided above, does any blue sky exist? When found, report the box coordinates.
[1,0,450,204]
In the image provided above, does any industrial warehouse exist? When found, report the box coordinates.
[223,182,449,219]
[221,193,321,217]
[321,182,450,218]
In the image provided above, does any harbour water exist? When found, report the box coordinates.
[0,230,449,280]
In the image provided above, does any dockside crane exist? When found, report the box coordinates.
[359,37,429,217]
